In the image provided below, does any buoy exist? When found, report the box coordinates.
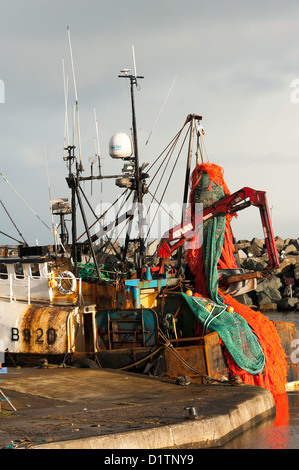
[186,290,193,296]
[227,306,234,313]
[57,271,77,295]
[48,275,57,289]
[206,304,213,311]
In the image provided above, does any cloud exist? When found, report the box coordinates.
[0,0,299,245]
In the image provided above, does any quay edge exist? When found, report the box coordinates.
[27,380,275,449]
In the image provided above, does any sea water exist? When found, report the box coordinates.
[220,311,299,449]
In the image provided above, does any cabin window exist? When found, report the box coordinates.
[0,263,8,279]
[15,262,24,279]
[30,263,40,278]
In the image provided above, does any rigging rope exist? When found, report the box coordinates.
[0,199,27,245]
[145,123,190,243]
[0,172,51,232]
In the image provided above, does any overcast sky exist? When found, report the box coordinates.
[0,0,299,247]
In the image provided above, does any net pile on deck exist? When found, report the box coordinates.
[184,162,287,397]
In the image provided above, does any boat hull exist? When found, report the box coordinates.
[0,299,89,364]
[1,298,298,386]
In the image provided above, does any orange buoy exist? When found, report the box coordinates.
[186,290,193,297]
[48,276,57,289]
[227,306,234,313]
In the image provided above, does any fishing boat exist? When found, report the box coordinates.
[0,64,297,399]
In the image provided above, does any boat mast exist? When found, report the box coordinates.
[118,69,145,269]
[63,56,147,274]
[177,114,202,268]
[64,144,102,281]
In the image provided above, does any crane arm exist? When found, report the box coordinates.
[158,187,279,270]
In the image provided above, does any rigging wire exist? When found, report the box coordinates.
[120,121,191,258]
[78,184,131,260]
[0,200,27,245]
[71,189,129,246]
[99,208,136,268]
[140,74,178,157]
[0,171,51,232]
[147,190,179,225]
[144,122,190,244]
[146,122,187,175]
[0,230,23,244]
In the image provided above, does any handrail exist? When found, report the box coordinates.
[0,274,82,304]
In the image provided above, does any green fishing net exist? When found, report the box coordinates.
[77,262,112,281]
[185,168,265,375]
[181,292,265,374]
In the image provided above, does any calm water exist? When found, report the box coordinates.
[220,311,299,449]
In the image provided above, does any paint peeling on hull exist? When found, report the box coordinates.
[0,300,83,356]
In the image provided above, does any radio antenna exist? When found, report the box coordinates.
[93,107,102,176]
[62,58,70,153]
[44,145,58,252]
[94,107,103,220]
[67,26,83,168]
[132,44,137,78]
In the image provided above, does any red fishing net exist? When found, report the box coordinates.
[186,162,287,397]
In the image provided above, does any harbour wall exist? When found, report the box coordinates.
[237,236,299,312]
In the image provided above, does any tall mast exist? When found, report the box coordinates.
[177,114,202,268]
[118,69,145,269]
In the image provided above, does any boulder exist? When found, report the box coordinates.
[294,263,299,282]
[236,241,251,250]
[256,275,282,307]
[275,236,284,252]
[237,249,247,259]
[256,275,282,293]
[226,235,299,312]
[284,244,298,255]
[275,257,297,275]
[278,297,299,311]
[257,290,281,306]
[282,238,299,250]
[248,242,263,257]
[243,293,257,308]
[283,238,291,249]
[251,237,264,249]
[241,257,268,271]
[259,303,278,312]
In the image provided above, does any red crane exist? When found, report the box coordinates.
[158,187,279,271]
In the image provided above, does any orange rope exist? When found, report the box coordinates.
[186,162,287,397]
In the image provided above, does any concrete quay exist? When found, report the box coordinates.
[0,367,275,449]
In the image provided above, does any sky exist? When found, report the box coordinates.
[0,0,299,247]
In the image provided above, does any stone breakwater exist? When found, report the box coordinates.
[236,236,299,312]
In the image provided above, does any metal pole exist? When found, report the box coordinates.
[0,388,17,412]
[177,115,196,268]
[65,145,78,277]
[129,76,145,269]
[182,115,196,213]
[75,186,101,281]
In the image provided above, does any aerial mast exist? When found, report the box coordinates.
[118,66,146,269]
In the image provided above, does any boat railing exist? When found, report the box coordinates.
[0,273,82,304]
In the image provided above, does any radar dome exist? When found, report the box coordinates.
[109,132,133,159]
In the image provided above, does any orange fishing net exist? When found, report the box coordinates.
[186,162,287,397]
